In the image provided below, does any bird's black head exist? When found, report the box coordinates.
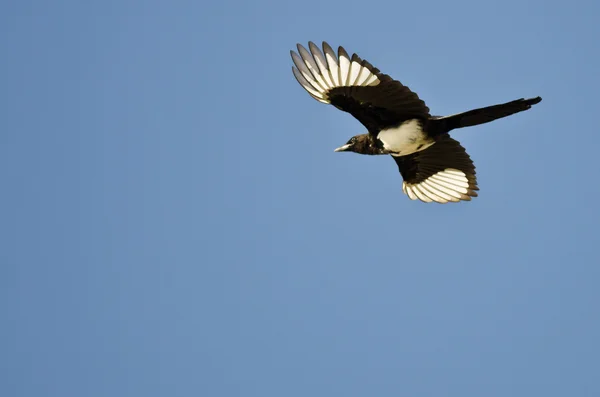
[334,134,378,155]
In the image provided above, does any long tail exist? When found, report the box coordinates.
[434,96,542,133]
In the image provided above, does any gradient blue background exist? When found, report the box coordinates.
[2,1,599,396]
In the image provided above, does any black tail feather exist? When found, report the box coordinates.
[434,96,542,133]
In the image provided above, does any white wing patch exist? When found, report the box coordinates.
[402,168,476,204]
[291,42,381,104]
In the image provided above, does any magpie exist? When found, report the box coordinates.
[290,41,542,203]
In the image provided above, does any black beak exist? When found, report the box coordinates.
[334,143,352,152]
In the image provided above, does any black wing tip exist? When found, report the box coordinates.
[337,45,349,59]
[295,41,356,61]
[295,41,333,51]
[322,41,334,52]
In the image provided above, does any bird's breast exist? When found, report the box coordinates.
[377,119,435,156]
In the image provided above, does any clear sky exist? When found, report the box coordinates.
[2,0,599,396]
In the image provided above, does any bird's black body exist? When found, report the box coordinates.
[291,41,542,203]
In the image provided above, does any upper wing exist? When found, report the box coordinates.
[392,135,479,203]
[291,42,430,133]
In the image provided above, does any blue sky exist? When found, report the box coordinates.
[2,0,599,396]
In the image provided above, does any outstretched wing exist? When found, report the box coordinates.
[392,135,479,203]
[291,42,430,133]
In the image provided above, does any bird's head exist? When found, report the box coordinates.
[334,134,374,154]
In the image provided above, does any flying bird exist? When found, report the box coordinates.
[290,41,542,203]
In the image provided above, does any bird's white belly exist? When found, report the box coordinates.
[378,119,434,155]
